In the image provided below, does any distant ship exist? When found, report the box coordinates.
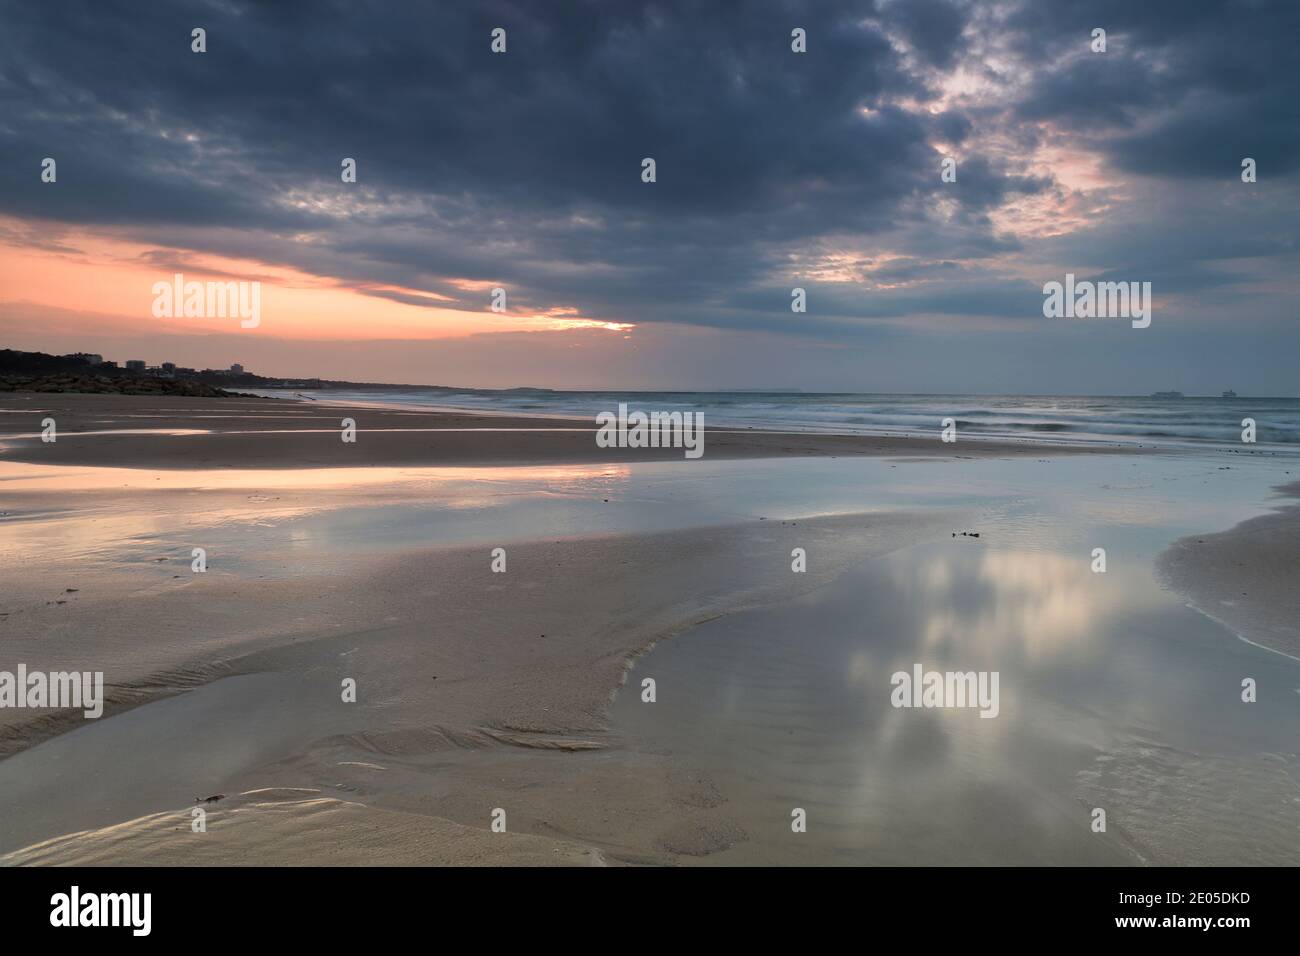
[1222,390,1238,399]
[1150,390,1184,399]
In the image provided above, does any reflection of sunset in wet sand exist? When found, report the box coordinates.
[0,459,631,493]
[0,460,638,569]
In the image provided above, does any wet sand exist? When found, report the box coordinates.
[1157,481,1300,660]
[0,501,959,864]
[4,789,605,867]
[0,393,1143,468]
[1,393,1295,866]
[613,537,1300,865]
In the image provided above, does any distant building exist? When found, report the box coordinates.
[67,352,103,365]
[161,362,176,373]
[125,360,147,372]
[230,363,245,375]
[100,361,118,370]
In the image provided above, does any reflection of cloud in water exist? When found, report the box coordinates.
[896,548,1107,663]
[616,536,1300,863]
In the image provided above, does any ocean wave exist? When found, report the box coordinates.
[260,389,1300,447]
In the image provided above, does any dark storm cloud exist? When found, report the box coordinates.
[1013,55,1167,127]
[886,0,968,68]
[1005,0,1300,177]
[1,1,933,221]
[0,0,1296,339]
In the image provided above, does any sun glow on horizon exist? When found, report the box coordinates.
[0,217,633,342]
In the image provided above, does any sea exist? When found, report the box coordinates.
[250,388,1300,447]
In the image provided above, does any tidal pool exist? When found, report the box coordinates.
[612,456,1300,865]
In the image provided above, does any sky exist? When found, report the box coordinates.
[1,0,1297,394]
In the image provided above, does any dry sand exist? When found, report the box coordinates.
[1156,480,1300,660]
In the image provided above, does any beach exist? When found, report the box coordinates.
[6,1,1300,929]
[1156,481,1300,661]
[1,394,1298,865]
[0,392,1147,469]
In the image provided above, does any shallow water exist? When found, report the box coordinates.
[0,671,365,854]
[2,450,1292,575]
[610,454,1300,865]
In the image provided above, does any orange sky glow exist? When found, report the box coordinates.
[0,217,634,342]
